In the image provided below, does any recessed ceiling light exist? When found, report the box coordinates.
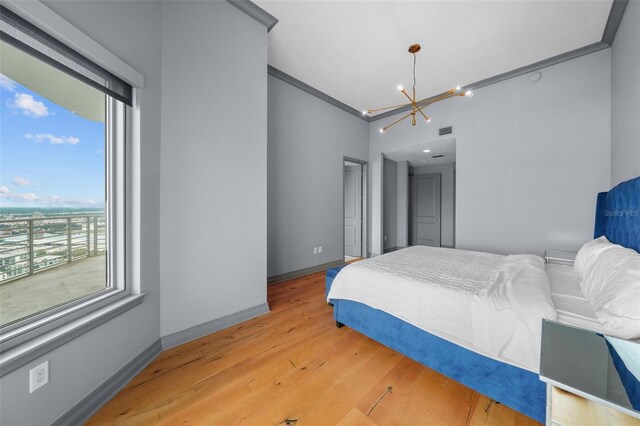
[423,149,431,153]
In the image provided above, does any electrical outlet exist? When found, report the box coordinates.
[318,246,322,253]
[384,235,387,241]
[313,247,318,254]
[29,360,49,393]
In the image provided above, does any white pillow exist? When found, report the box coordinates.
[574,236,615,277]
[580,244,640,340]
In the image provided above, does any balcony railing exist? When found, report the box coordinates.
[0,215,106,284]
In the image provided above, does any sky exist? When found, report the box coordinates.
[0,74,106,208]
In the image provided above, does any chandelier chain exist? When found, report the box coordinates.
[412,53,416,99]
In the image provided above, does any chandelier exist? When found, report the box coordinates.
[363,43,472,133]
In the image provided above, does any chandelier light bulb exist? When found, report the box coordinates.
[456,86,461,91]
[379,128,385,133]
[427,118,431,122]
[362,110,368,115]
[397,85,404,92]
[423,149,431,153]
[465,90,474,97]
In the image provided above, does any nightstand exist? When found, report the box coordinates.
[540,321,640,425]
[544,249,577,266]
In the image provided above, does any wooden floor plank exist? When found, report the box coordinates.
[89,270,540,426]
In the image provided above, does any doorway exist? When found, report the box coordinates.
[411,173,441,247]
[343,158,367,261]
[384,137,456,249]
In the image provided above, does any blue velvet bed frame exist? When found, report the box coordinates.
[327,176,640,423]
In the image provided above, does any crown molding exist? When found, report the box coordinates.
[268,65,370,121]
[601,0,629,45]
[226,0,278,32]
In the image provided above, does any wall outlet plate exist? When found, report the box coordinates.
[313,247,318,254]
[318,246,322,253]
[29,360,49,393]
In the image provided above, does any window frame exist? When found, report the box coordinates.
[0,0,145,377]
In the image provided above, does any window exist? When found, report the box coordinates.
[0,6,131,345]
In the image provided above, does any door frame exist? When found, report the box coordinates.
[343,156,368,260]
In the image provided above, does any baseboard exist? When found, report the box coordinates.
[53,339,162,426]
[267,259,344,285]
[441,244,455,249]
[160,303,270,350]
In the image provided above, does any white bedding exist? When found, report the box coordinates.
[546,263,605,332]
[327,246,557,373]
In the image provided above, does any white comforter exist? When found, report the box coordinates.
[327,246,557,372]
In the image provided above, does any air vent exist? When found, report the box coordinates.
[439,126,453,136]
[432,155,444,159]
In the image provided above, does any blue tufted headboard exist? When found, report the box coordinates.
[594,177,640,253]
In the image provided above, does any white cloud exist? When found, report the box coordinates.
[26,133,80,145]
[12,93,49,118]
[12,176,31,187]
[0,185,9,194]
[0,192,40,203]
[0,74,16,92]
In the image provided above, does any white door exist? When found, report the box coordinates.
[344,164,362,257]
[412,173,441,247]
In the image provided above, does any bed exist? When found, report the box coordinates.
[326,176,640,423]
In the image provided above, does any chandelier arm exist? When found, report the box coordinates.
[382,112,413,132]
[400,89,429,122]
[415,89,461,108]
[400,89,417,105]
[414,104,430,122]
[366,102,414,114]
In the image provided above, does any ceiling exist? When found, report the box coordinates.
[384,138,456,167]
[256,0,612,116]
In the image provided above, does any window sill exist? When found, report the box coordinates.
[0,293,145,376]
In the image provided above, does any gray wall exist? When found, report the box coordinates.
[383,158,398,250]
[396,161,409,248]
[0,2,163,424]
[159,1,268,337]
[413,163,456,247]
[611,0,640,186]
[267,75,369,277]
[369,49,612,256]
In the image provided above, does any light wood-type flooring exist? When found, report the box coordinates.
[88,270,539,426]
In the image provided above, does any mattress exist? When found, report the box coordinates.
[327,246,557,373]
[328,246,504,348]
[546,263,605,333]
